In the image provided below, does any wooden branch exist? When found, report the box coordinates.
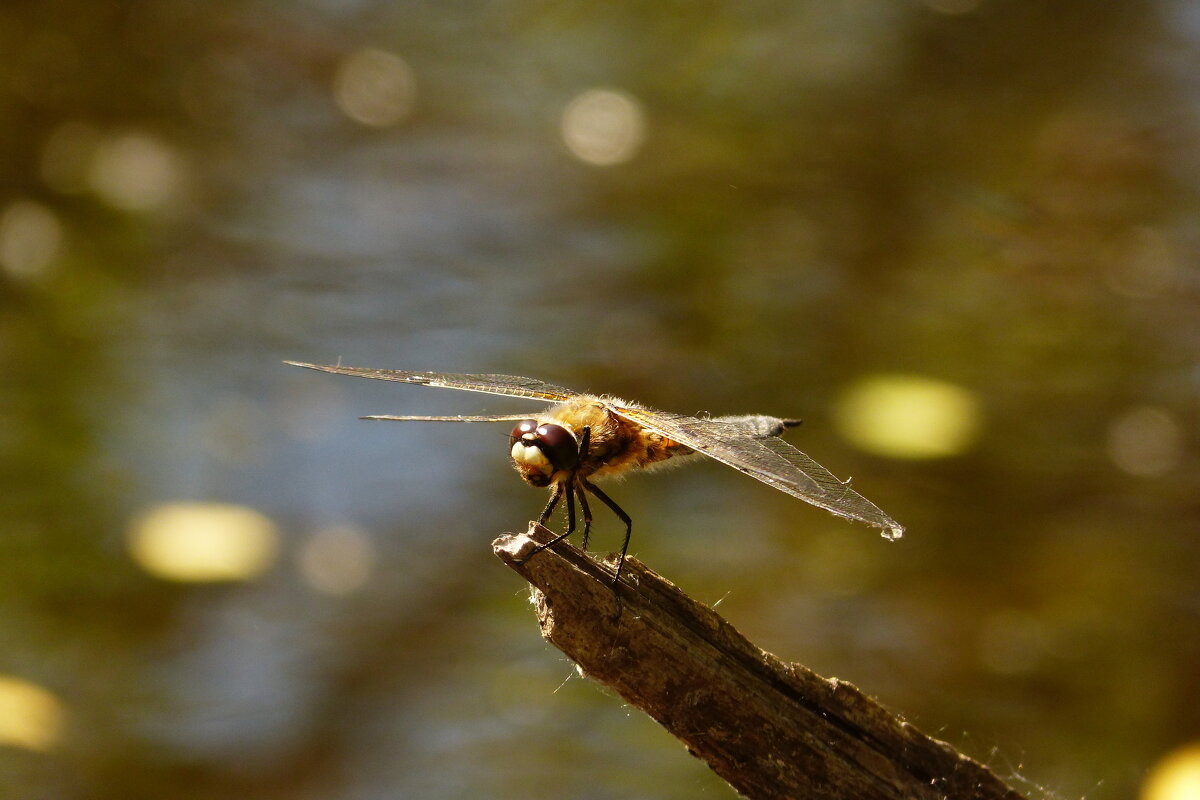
[493,523,1029,800]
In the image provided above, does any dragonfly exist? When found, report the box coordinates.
[286,362,904,589]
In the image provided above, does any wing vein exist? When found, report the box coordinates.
[606,406,903,536]
[285,362,577,402]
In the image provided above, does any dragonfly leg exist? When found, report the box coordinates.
[575,427,594,550]
[580,478,632,587]
[537,483,562,525]
[521,481,577,563]
[575,484,593,551]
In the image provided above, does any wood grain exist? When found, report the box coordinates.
[494,523,1028,800]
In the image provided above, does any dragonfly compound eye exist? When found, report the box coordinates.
[509,420,579,477]
[509,419,538,447]
[535,423,579,471]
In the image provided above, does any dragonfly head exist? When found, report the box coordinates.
[509,420,579,487]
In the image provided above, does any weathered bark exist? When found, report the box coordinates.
[493,523,1028,800]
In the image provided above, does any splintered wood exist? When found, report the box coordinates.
[494,524,1028,800]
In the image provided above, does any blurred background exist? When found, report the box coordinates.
[2,1,1199,798]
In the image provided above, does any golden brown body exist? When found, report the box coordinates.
[513,396,694,487]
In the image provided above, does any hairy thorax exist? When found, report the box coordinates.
[523,396,694,485]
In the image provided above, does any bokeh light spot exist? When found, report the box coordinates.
[1105,226,1178,298]
[333,48,417,128]
[834,374,982,459]
[297,524,375,595]
[88,132,185,212]
[128,502,279,582]
[0,675,65,752]
[1141,743,1200,800]
[0,200,64,279]
[1107,406,1182,477]
[560,88,645,166]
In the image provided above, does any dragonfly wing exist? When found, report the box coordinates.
[754,435,904,538]
[362,413,547,422]
[285,362,577,402]
[608,405,904,538]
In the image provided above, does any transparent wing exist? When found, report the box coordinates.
[285,362,577,402]
[362,414,543,422]
[608,405,904,539]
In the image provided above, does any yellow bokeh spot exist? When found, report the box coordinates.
[1142,744,1200,800]
[0,200,64,280]
[128,502,279,582]
[297,524,375,596]
[560,88,645,166]
[1107,406,1182,477]
[88,131,185,212]
[834,374,981,459]
[333,48,416,128]
[0,675,65,752]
